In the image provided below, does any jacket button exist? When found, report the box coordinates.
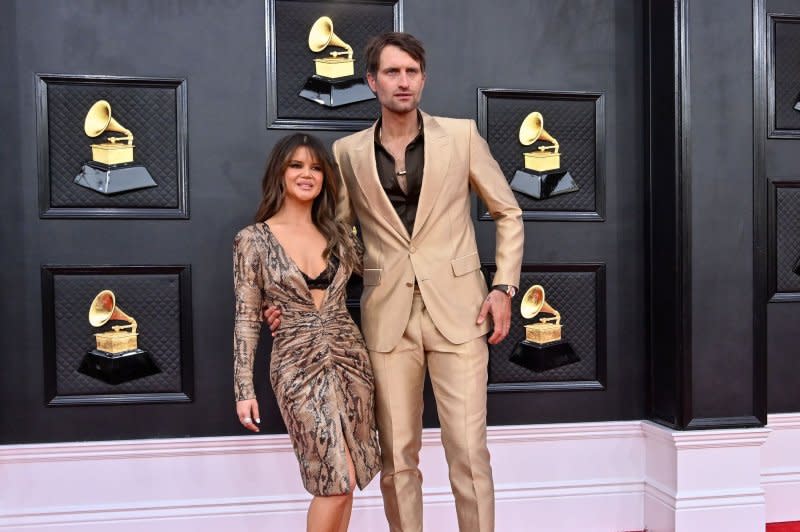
[406,282,413,287]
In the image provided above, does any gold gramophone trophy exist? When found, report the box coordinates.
[509,112,579,200]
[298,16,375,107]
[73,100,157,195]
[77,289,160,385]
[509,284,579,372]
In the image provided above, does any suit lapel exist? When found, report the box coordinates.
[412,113,451,237]
[350,124,410,241]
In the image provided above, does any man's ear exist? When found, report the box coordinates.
[366,72,377,92]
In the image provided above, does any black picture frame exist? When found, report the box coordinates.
[41,265,194,406]
[36,74,189,219]
[767,13,800,138]
[482,263,606,392]
[477,88,605,221]
[265,0,402,130]
[768,179,800,302]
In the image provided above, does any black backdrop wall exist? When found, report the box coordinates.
[763,0,800,413]
[1,0,786,445]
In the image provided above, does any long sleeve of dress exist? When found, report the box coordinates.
[232,228,265,402]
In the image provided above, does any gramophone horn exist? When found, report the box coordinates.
[84,100,133,143]
[520,284,545,319]
[519,111,559,152]
[88,289,138,333]
[520,284,561,325]
[308,16,353,58]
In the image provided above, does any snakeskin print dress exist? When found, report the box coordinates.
[233,222,380,496]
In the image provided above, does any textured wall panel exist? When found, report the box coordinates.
[477,89,604,220]
[42,266,193,405]
[484,264,605,391]
[774,184,800,294]
[36,75,187,217]
[771,17,800,133]
[267,0,398,128]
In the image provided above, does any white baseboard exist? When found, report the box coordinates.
[641,421,770,532]
[763,413,800,524]
[0,422,644,531]
[1,416,798,531]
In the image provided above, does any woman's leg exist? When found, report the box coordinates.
[307,494,350,532]
[306,447,355,532]
[336,446,357,532]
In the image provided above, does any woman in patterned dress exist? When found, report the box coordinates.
[233,133,380,532]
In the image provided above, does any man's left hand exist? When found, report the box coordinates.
[476,289,512,345]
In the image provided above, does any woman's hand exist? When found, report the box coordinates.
[236,399,261,433]
[263,305,282,336]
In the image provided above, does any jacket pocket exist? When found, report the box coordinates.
[450,252,481,277]
[363,268,382,286]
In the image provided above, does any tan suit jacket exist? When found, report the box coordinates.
[333,111,523,353]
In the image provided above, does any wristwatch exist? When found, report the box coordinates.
[491,284,517,298]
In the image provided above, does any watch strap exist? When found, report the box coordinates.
[491,284,517,298]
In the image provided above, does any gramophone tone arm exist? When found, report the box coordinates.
[328,46,353,60]
[537,141,559,154]
[107,131,134,145]
[111,318,138,334]
[538,311,561,326]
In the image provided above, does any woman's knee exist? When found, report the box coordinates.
[314,492,352,509]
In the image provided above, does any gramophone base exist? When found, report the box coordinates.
[510,168,579,200]
[523,151,561,173]
[78,348,161,385]
[74,161,157,195]
[510,340,579,373]
[298,75,375,108]
[314,58,355,79]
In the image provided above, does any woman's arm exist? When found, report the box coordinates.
[232,228,265,431]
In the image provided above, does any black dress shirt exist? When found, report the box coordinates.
[374,117,425,236]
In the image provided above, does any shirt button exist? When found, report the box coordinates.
[406,282,413,287]
[409,245,416,253]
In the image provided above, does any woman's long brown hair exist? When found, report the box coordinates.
[254,133,358,272]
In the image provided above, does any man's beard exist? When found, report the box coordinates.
[381,94,420,114]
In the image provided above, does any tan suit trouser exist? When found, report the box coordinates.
[370,291,494,532]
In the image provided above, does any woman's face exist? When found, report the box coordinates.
[282,146,324,205]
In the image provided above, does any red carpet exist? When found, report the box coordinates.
[768,523,800,532]
[624,524,800,532]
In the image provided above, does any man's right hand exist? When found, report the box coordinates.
[263,305,282,336]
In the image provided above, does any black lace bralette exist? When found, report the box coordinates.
[301,255,340,289]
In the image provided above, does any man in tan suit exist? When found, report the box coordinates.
[337,33,523,532]
[268,32,522,532]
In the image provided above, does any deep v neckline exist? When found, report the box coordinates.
[262,222,336,310]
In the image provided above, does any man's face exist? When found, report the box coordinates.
[367,45,426,114]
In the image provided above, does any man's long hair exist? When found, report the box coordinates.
[254,133,358,271]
